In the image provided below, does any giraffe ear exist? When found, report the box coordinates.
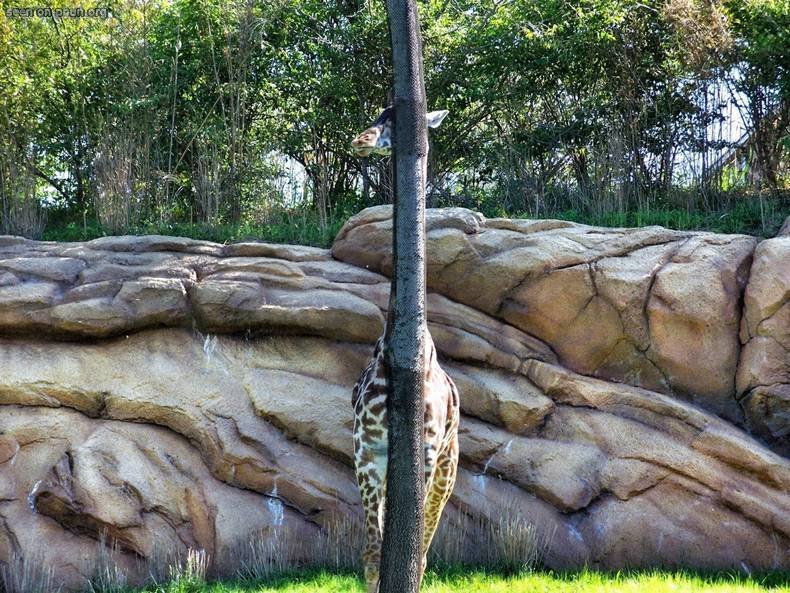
[426,110,449,128]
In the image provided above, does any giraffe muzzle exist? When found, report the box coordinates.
[351,128,381,156]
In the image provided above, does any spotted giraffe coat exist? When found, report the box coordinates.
[352,329,460,593]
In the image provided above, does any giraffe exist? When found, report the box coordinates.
[350,106,459,593]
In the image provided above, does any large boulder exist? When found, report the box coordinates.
[737,236,790,456]
[332,206,756,422]
[0,210,787,590]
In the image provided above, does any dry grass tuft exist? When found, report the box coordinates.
[485,511,543,573]
[84,533,128,593]
[0,551,61,593]
[310,514,365,572]
[430,506,552,573]
[231,507,547,579]
[167,548,209,590]
[141,541,184,587]
[0,510,549,591]
[234,514,365,581]
[235,527,302,581]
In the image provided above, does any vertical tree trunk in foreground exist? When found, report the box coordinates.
[379,1,429,593]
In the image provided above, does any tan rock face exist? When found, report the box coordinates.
[0,212,788,589]
[737,236,790,455]
[332,207,757,421]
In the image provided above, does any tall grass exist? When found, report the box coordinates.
[235,529,302,582]
[36,191,789,246]
[2,534,785,593]
[429,507,550,574]
[82,535,210,593]
[167,549,209,593]
[456,190,789,238]
[310,515,366,572]
[0,511,546,592]
[41,209,347,248]
[549,196,788,236]
[0,551,61,593]
[84,533,128,593]
[234,515,365,581]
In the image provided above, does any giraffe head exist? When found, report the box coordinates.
[350,106,449,157]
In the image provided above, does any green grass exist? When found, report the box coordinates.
[548,200,788,237]
[40,216,346,248]
[131,569,789,593]
[33,193,790,246]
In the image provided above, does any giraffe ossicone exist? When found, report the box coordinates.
[350,106,460,593]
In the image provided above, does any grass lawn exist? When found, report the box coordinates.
[142,569,789,593]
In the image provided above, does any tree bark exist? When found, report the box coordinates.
[361,156,371,206]
[379,1,428,592]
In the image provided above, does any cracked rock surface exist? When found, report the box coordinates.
[333,206,758,421]
[0,208,788,589]
[737,235,790,456]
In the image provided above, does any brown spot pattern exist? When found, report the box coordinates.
[352,333,460,593]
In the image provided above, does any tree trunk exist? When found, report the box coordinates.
[379,1,428,592]
[362,157,371,206]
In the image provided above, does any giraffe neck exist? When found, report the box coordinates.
[384,274,396,343]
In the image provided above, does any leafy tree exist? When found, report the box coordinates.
[1,0,787,238]
[724,0,790,189]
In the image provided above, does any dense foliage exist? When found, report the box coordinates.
[0,0,788,241]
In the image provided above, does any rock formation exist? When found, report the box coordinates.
[737,235,790,456]
[0,208,787,590]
